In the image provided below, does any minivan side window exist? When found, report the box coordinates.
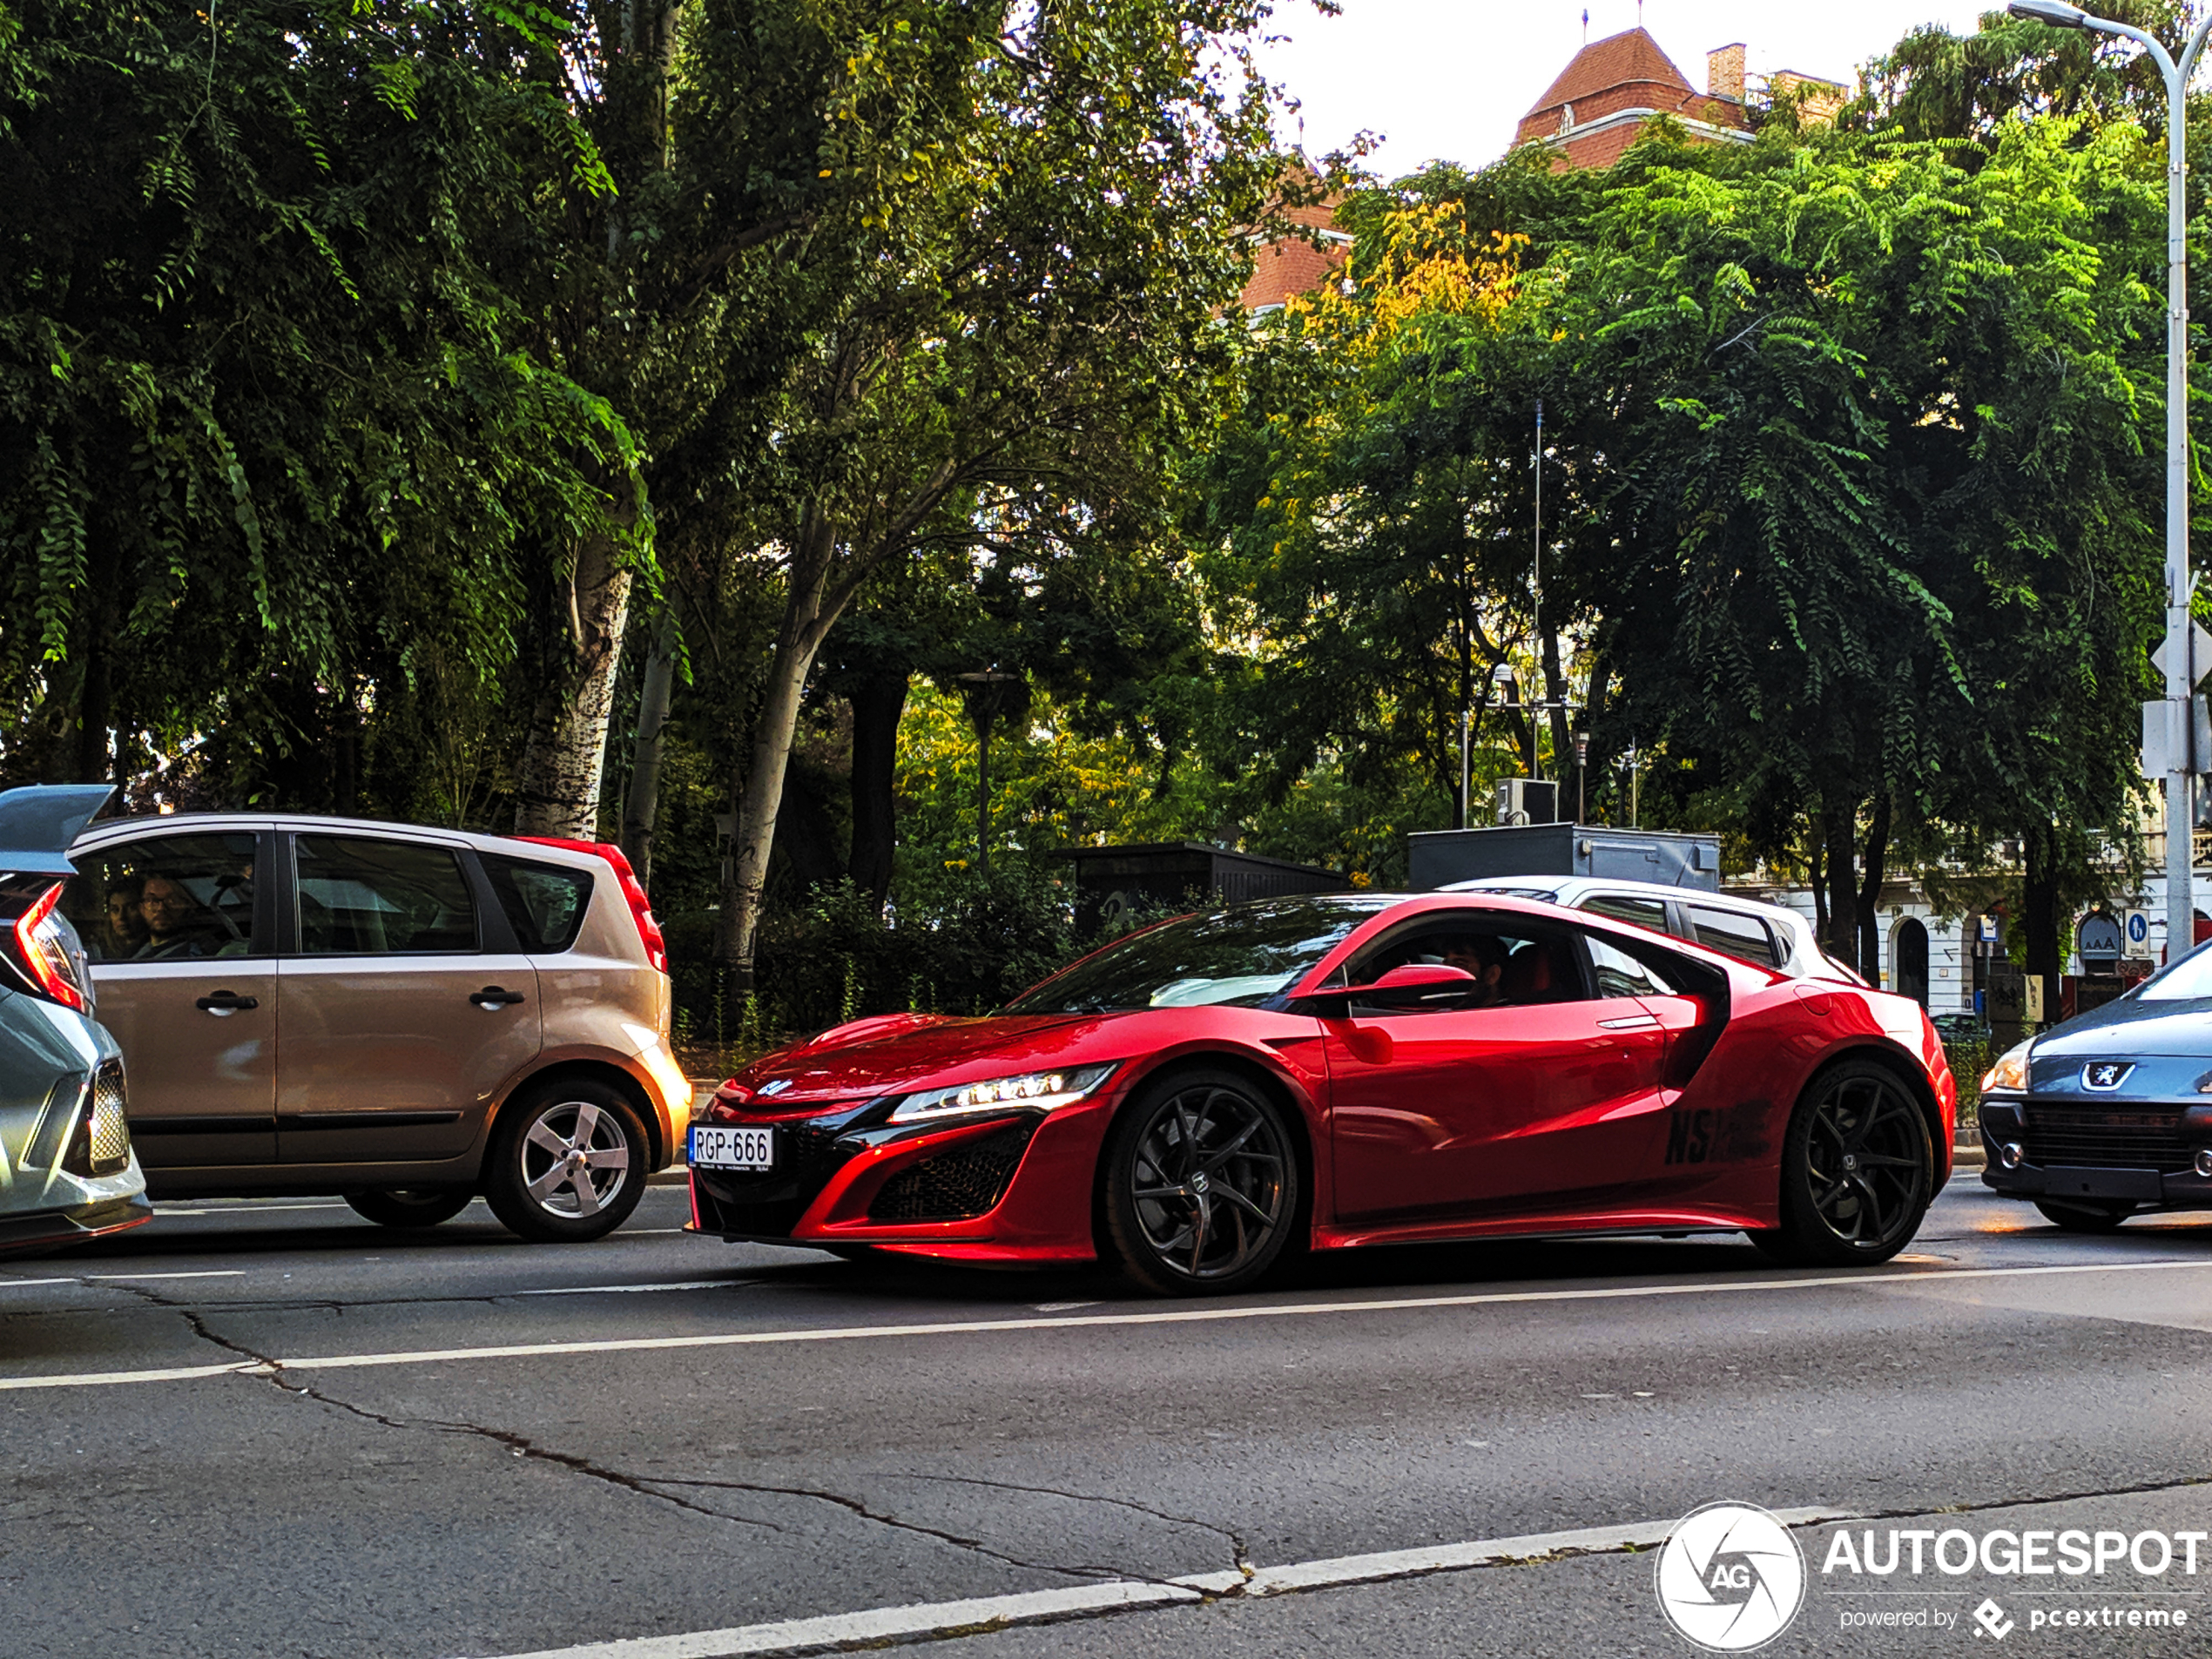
[65,833,263,962]
[480,854,594,954]
[1580,894,1669,934]
[1687,904,1779,967]
[295,836,476,955]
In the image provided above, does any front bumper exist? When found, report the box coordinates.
[0,1193,153,1258]
[687,1096,1112,1264]
[1978,1096,2212,1208]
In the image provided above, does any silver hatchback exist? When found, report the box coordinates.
[62,813,686,1241]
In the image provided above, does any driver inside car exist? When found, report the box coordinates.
[134,874,231,960]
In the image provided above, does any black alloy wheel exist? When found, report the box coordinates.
[2034,1198,2133,1234]
[345,1188,474,1229]
[1751,1059,1933,1267]
[1102,1069,1299,1296]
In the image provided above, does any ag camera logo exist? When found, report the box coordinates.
[1655,1501,1807,1651]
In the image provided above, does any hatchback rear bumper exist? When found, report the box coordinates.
[0,1194,153,1258]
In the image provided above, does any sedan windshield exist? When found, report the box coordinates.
[1008,896,1399,1015]
[2139,944,2212,1001]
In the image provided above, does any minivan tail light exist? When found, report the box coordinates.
[10,882,87,1013]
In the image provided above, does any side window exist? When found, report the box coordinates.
[1349,923,1590,1014]
[295,836,477,955]
[1687,904,1780,968]
[1580,894,1670,934]
[480,854,594,954]
[1586,934,1676,999]
[64,833,262,962]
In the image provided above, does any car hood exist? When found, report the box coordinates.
[732,1011,1118,1103]
[2026,995,2212,1097]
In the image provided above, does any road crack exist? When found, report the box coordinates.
[879,1470,1253,1579]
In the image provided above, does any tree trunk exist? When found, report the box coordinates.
[1856,792,1892,983]
[717,515,837,992]
[1809,826,1829,941]
[2023,819,2063,1026]
[847,669,907,914]
[515,526,634,839]
[71,629,111,786]
[621,610,678,887]
[1820,802,1858,967]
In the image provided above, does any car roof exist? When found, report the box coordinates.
[69,811,608,871]
[1447,873,1804,924]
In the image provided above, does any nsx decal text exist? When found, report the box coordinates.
[1665,1103,1771,1166]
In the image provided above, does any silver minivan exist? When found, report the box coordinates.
[62,813,687,1241]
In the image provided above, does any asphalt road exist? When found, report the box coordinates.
[6,1171,2212,1658]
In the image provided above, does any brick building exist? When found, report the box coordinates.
[1239,28,1844,308]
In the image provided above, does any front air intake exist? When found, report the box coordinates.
[868,1122,1037,1222]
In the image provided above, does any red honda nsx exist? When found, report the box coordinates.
[687,894,1955,1294]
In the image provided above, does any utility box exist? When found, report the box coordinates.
[1408,824,1723,894]
[1055,842,1347,935]
[1494,778,1559,826]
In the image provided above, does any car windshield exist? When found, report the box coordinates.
[1007,896,1398,1015]
[2138,944,2212,1001]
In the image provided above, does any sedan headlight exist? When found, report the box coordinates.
[888,1063,1119,1125]
[1981,1039,2033,1094]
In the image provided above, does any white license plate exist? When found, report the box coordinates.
[689,1125,775,1171]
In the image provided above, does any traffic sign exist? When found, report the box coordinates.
[2079,913,2123,968]
[2128,911,2151,945]
[2151,619,2212,685]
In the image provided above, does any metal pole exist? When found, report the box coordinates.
[1459,708,1471,830]
[977,718,989,875]
[1532,400,1544,784]
[2013,3,2212,961]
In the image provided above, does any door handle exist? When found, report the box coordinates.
[1598,1014,1660,1030]
[470,986,526,1008]
[196,991,260,1015]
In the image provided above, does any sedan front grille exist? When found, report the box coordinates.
[2021,1100,2191,1173]
[868,1122,1037,1223]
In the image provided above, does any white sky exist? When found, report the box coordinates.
[1257,0,1999,178]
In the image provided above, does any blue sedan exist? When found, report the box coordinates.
[1979,953,2212,1231]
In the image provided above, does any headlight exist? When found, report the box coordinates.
[888,1063,1119,1125]
[1981,1040,2033,1094]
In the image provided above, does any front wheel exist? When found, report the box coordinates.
[1752,1060,1933,1267]
[1101,1069,1299,1297]
[345,1188,473,1230]
[484,1081,647,1243]
[2035,1199,2132,1234]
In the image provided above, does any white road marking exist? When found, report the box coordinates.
[0,1278,74,1290]
[160,1203,355,1215]
[3,1256,2206,1393]
[455,1506,1858,1658]
[80,1271,246,1281]
[514,1281,753,1298]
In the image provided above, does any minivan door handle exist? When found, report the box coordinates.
[470,986,526,1008]
[196,991,260,1015]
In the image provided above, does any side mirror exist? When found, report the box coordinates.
[1307,962,1479,1006]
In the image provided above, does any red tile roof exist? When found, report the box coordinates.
[1526,26,1692,115]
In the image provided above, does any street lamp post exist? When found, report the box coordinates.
[956,667,1019,875]
[2011,0,2210,959]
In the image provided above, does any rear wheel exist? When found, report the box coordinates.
[345,1188,473,1230]
[1101,1069,1298,1297]
[484,1080,646,1243]
[1752,1060,1933,1267]
[2035,1199,2133,1233]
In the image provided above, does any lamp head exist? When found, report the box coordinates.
[2007,1,2089,27]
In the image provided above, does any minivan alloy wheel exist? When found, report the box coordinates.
[484,1079,648,1242]
[522,1100,631,1219]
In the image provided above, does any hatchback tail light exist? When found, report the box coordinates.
[4,880,89,1013]
[512,837,668,974]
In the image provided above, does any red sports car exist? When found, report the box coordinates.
[687,894,1955,1294]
